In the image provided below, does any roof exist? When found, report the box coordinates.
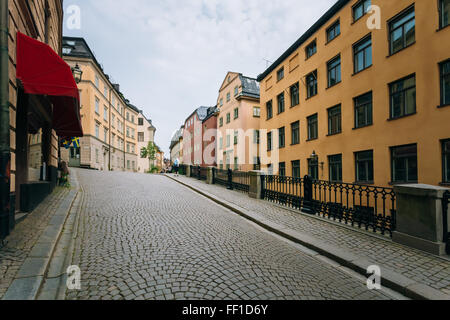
[257,0,351,82]
[203,106,219,123]
[239,75,260,99]
[170,128,184,150]
[185,106,210,124]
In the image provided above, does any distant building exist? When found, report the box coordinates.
[61,37,139,172]
[170,127,184,164]
[216,72,260,171]
[136,109,156,173]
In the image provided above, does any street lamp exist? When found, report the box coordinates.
[311,150,324,170]
[71,63,83,84]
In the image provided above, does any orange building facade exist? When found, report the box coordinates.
[257,0,450,188]
[216,72,261,172]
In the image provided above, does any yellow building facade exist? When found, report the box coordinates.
[258,0,450,188]
[62,37,138,172]
[217,72,261,171]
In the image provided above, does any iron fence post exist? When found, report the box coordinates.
[227,168,233,190]
[302,175,315,214]
[443,191,450,255]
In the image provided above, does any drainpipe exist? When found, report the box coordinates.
[0,0,10,240]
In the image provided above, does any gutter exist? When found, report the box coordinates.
[0,0,10,239]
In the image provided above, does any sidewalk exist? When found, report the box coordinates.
[166,174,450,300]
[0,174,79,300]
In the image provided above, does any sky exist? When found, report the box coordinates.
[63,0,337,155]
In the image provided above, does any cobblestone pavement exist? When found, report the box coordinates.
[65,169,398,300]
[0,187,69,299]
[170,174,450,296]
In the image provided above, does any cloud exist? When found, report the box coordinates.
[64,0,337,155]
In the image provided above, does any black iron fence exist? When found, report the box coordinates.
[443,190,450,255]
[212,168,250,193]
[179,164,187,176]
[262,175,397,237]
[195,166,208,181]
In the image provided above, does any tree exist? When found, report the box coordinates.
[141,142,157,172]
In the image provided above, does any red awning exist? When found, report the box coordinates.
[16,32,83,137]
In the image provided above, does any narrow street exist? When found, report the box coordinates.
[65,169,398,300]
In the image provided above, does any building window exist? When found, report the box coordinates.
[354,92,373,128]
[220,98,223,107]
[219,117,223,127]
[234,130,238,145]
[440,0,450,28]
[355,150,374,183]
[104,106,108,121]
[327,55,341,88]
[290,82,300,107]
[443,139,450,183]
[104,128,108,143]
[329,154,343,182]
[267,132,272,151]
[234,86,239,96]
[291,121,300,145]
[219,137,223,150]
[440,60,450,106]
[353,0,371,22]
[306,40,317,59]
[104,86,108,97]
[277,67,284,81]
[391,144,418,183]
[353,35,372,74]
[127,160,130,169]
[308,158,319,181]
[95,97,100,114]
[95,124,99,138]
[96,149,99,163]
[254,157,261,171]
[266,100,273,120]
[227,92,231,102]
[307,114,318,140]
[138,132,144,142]
[226,135,231,148]
[279,162,286,177]
[326,20,340,43]
[328,105,342,135]
[112,114,115,127]
[292,160,301,178]
[278,127,285,149]
[226,113,231,124]
[234,108,239,119]
[95,75,99,88]
[138,118,144,126]
[277,93,285,114]
[234,157,239,171]
[253,107,261,117]
[390,74,416,119]
[254,130,260,145]
[389,7,415,55]
[306,71,317,98]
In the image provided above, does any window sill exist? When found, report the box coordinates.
[351,13,368,26]
[325,33,341,46]
[437,104,450,109]
[437,24,450,32]
[439,182,450,187]
[354,181,375,186]
[326,81,342,90]
[290,143,300,146]
[326,132,342,137]
[387,112,417,121]
[306,138,318,142]
[290,103,300,108]
[305,94,318,101]
[387,42,416,58]
[352,64,373,76]
[353,123,373,130]
[266,118,273,121]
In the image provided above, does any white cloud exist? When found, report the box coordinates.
[64,0,337,155]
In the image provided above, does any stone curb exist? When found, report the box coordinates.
[165,174,450,301]
[2,180,79,301]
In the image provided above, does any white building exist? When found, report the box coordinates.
[137,110,157,173]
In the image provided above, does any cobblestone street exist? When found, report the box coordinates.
[63,169,401,300]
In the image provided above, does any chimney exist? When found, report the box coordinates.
[113,84,120,92]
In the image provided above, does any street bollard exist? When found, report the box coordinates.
[227,168,233,190]
[302,175,315,215]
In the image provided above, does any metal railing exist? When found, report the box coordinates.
[195,166,208,181]
[262,175,397,237]
[212,168,250,193]
[179,164,187,176]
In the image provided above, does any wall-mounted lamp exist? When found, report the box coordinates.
[71,63,83,84]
